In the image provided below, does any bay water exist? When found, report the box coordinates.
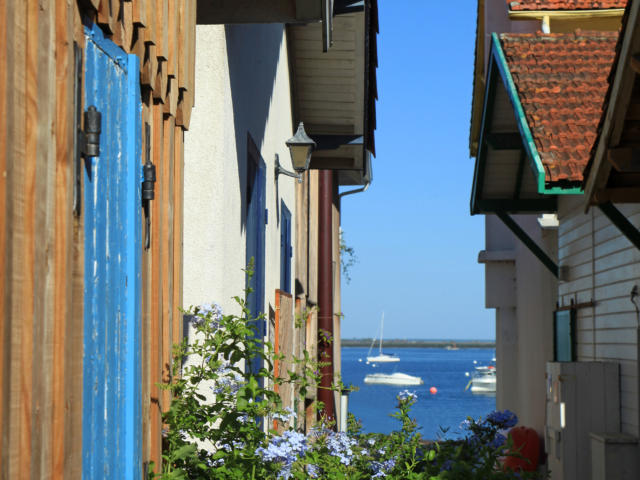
[341,347,496,440]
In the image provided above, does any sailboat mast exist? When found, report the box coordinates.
[379,312,384,354]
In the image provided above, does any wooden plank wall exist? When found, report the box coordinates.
[558,197,640,436]
[0,0,195,476]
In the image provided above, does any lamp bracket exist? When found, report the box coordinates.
[274,154,302,183]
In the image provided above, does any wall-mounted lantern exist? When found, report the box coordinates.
[275,122,316,183]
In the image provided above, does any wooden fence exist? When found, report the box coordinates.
[0,0,195,476]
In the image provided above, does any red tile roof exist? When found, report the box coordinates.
[500,31,618,184]
[508,1,627,11]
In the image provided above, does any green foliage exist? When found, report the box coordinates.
[154,283,547,479]
[339,230,357,284]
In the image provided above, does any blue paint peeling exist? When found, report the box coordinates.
[82,23,142,480]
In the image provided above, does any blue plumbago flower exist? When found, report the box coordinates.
[397,389,417,402]
[256,431,308,479]
[326,431,357,466]
[485,410,518,429]
[370,457,396,478]
[191,302,223,328]
[440,459,453,472]
[273,407,297,423]
[367,438,376,446]
[306,464,320,478]
[361,448,369,456]
[211,364,244,395]
[490,433,507,449]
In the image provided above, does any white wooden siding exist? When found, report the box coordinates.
[558,197,640,435]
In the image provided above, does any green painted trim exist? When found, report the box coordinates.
[490,33,582,196]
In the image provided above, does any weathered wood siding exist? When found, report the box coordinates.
[0,0,195,476]
[558,196,640,435]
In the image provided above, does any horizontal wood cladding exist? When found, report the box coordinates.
[289,14,364,137]
[0,0,194,476]
[557,198,640,436]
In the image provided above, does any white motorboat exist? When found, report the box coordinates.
[366,312,400,363]
[466,365,496,393]
[364,372,423,386]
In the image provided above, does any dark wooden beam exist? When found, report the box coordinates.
[592,187,640,204]
[599,202,640,251]
[607,147,640,173]
[476,198,557,214]
[496,212,559,278]
[486,132,523,150]
[513,148,526,199]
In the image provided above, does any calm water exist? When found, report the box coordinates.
[341,347,496,440]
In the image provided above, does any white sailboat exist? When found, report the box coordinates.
[366,312,400,363]
[364,372,423,386]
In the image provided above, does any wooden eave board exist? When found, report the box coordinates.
[474,72,550,210]
[586,1,640,205]
[289,13,365,176]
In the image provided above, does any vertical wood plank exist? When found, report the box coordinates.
[133,0,147,27]
[19,1,39,476]
[167,0,177,79]
[32,1,58,476]
[67,8,86,479]
[123,1,133,52]
[97,0,114,34]
[172,125,184,351]
[149,100,164,472]
[0,0,9,466]
[161,115,175,415]
[177,0,186,91]
[52,1,75,476]
[143,0,155,44]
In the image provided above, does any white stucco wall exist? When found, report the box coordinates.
[481,214,556,434]
[183,23,296,324]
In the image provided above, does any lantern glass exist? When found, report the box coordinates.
[286,122,316,173]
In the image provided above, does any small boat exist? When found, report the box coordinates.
[364,372,423,386]
[445,342,459,350]
[466,364,496,393]
[366,312,400,364]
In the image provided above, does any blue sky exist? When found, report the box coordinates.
[339,2,495,340]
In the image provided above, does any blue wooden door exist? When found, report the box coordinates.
[82,24,142,479]
[246,153,266,375]
[280,201,292,293]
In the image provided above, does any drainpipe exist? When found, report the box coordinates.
[318,169,336,423]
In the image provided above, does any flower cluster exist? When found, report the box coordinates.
[256,431,308,479]
[485,409,518,429]
[272,406,297,423]
[370,457,396,478]
[211,364,244,396]
[397,389,417,402]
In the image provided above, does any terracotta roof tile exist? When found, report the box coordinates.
[500,31,618,184]
[508,0,627,11]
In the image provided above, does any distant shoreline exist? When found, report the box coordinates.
[341,339,495,349]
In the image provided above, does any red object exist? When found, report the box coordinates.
[429,386,437,395]
[503,426,540,472]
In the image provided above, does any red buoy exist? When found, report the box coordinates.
[429,386,437,395]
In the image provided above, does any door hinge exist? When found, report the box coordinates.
[80,106,102,157]
[142,123,155,250]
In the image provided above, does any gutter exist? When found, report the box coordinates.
[508,8,625,20]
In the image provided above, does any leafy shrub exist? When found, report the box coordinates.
[153,297,545,480]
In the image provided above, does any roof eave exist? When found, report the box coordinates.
[508,8,625,19]
[584,1,640,210]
